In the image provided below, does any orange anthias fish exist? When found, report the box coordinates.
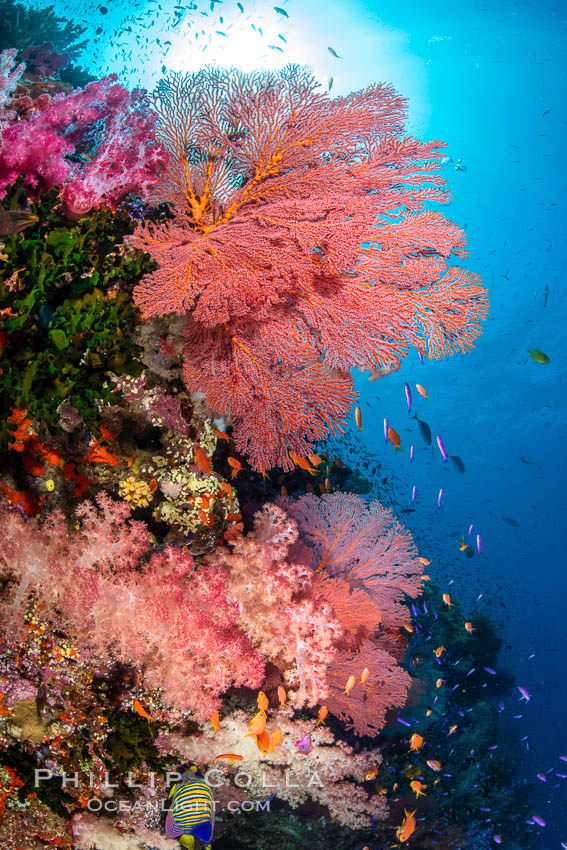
[458,537,468,551]
[416,383,429,399]
[436,678,444,689]
[396,809,417,843]
[464,621,475,633]
[365,767,378,781]
[213,428,231,441]
[410,780,427,799]
[246,711,266,737]
[360,667,370,686]
[257,691,269,713]
[277,686,287,706]
[227,456,242,478]
[417,556,431,566]
[388,426,403,452]
[343,675,356,695]
[448,724,458,735]
[434,645,445,658]
[213,753,243,762]
[426,759,442,772]
[133,699,155,722]
[307,453,323,466]
[210,712,220,732]
[354,405,362,431]
[316,705,328,726]
[269,726,282,751]
[409,733,424,752]
[289,452,317,476]
[442,593,453,608]
[255,729,270,755]
[193,445,212,475]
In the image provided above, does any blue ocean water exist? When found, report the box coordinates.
[16,0,566,843]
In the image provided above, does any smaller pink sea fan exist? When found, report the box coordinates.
[289,492,424,629]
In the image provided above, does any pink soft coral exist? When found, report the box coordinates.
[0,494,263,719]
[206,503,342,707]
[0,76,166,217]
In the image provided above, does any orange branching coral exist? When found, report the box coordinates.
[129,66,488,470]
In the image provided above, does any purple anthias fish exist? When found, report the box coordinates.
[404,382,412,413]
[531,815,546,827]
[559,756,567,762]
[537,774,547,782]
[397,714,411,727]
[476,534,482,555]
[384,418,389,442]
[418,351,424,364]
[518,686,531,702]
[483,667,496,675]
[411,485,417,504]
[468,523,474,536]
[436,435,448,462]
[295,735,313,754]
[438,488,443,508]
[494,835,502,844]
[410,445,415,462]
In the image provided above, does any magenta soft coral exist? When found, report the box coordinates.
[0,493,263,720]
[0,75,166,217]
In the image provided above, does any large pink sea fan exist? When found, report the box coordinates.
[129,65,488,470]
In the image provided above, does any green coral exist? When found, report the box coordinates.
[0,182,157,447]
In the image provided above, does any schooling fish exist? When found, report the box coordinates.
[411,485,417,504]
[527,349,550,364]
[436,435,448,462]
[295,735,313,754]
[412,414,432,446]
[383,418,389,442]
[165,771,214,847]
[416,383,429,399]
[404,383,412,413]
[438,488,444,508]
[354,405,362,430]
[449,455,465,473]
[476,534,482,555]
[328,46,341,58]
[410,445,415,462]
